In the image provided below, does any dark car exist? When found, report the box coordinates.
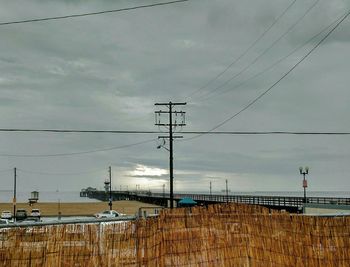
[15,209,28,220]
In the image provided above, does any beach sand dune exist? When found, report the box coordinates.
[0,200,160,216]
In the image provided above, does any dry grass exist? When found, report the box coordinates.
[0,200,160,216]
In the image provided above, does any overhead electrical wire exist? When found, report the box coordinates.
[201,11,346,102]
[193,0,321,102]
[0,129,160,134]
[185,0,297,100]
[0,168,12,173]
[0,138,156,157]
[0,0,189,26]
[184,131,350,135]
[0,129,349,135]
[0,130,348,158]
[183,10,350,141]
[17,168,105,176]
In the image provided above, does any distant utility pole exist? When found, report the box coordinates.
[210,181,212,196]
[58,199,61,220]
[155,101,186,209]
[225,179,228,204]
[13,167,17,222]
[109,166,112,210]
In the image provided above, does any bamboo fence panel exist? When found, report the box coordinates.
[0,203,349,266]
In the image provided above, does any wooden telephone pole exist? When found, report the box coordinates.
[155,101,186,208]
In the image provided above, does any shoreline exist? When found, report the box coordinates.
[0,200,161,216]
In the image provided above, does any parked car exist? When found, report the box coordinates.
[19,217,41,224]
[15,209,27,220]
[1,211,12,220]
[94,210,125,219]
[0,219,10,225]
[30,209,41,218]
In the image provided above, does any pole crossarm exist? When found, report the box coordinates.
[155,102,187,106]
[155,123,186,126]
[158,136,183,139]
[155,111,186,114]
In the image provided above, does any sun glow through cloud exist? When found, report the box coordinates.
[123,165,168,190]
[130,164,168,177]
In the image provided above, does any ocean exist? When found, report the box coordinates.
[0,191,100,203]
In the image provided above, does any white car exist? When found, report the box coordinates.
[1,211,12,220]
[0,219,10,225]
[31,209,41,218]
[94,210,125,219]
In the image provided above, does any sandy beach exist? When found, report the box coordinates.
[0,200,160,216]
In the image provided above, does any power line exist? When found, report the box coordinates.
[17,168,105,176]
[201,11,346,102]
[184,131,350,135]
[185,0,297,101]
[0,168,12,173]
[184,10,350,141]
[0,129,349,135]
[0,129,160,134]
[0,138,156,157]
[0,131,348,158]
[194,0,320,102]
[0,0,189,26]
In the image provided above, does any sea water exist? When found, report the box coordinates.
[0,190,100,203]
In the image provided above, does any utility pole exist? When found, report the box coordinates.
[225,179,228,204]
[155,101,186,209]
[58,199,61,220]
[109,166,112,210]
[162,184,165,199]
[210,181,212,196]
[13,167,17,222]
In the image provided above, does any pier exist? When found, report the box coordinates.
[80,189,350,213]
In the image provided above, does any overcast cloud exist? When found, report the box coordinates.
[0,0,349,195]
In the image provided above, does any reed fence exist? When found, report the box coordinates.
[0,203,349,266]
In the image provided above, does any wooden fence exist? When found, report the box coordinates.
[0,203,349,266]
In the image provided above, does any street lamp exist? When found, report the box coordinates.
[13,168,17,223]
[299,166,309,203]
[109,166,112,210]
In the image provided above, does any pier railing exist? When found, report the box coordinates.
[133,192,350,208]
[82,189,350,210]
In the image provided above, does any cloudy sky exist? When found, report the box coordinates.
[0,0,349,194]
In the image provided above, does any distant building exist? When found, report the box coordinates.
[80,187,97,197]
